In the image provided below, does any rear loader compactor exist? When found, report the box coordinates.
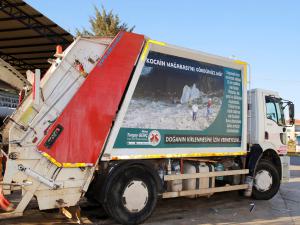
[0,32,294,225]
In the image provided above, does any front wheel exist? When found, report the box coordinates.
[104,166,157,225]
[252,160,280,200]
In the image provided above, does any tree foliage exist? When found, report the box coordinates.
[76,6,135,37]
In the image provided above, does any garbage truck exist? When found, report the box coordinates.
[0,31,295,224]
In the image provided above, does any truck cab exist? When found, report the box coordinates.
[247,88,294,198]
[248,88,294,153]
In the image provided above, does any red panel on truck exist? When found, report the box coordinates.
[38,32,145,165]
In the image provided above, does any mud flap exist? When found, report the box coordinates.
[280,155,290,183]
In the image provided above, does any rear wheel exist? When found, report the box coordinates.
[104,167,157,225]
[85,178,109,218]
[252,160,280,200]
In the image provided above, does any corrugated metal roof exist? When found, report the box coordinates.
[0,0,73,75]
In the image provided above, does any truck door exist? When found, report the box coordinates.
[264,96,286,154]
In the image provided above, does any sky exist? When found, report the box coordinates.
[25,0,300,118]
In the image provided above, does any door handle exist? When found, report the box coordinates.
[280,133,285,144]
[265,132,269,140]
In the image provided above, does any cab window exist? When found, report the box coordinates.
[265,96,285,126]
[275,102,284,125]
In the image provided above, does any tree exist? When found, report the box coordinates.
[76,5,135,37]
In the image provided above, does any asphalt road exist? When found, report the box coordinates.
[1,157,300,225]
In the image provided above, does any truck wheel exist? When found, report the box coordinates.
[252,160,280,200]
[84,199,109,219]
[105,167,157,225]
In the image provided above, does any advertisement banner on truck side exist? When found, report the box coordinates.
[104,42,247,159]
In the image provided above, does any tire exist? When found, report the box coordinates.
[82,199,109,219]
[252,159,280,200]
[104,166,157,225]
[85,178,110,218]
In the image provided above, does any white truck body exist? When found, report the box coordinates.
[0,32,293,224]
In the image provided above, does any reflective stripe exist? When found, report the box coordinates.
[41,152,93,168]
[62,162,93,168]
[141,39,166,60]
[234,60,248,86]
[41,152,62,167]
[110,151,246,160]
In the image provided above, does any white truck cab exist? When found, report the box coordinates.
[247,88,294,197]
[248,88,293,152]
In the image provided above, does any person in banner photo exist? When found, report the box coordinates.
[192,104,199,121]
[207,98,213,119]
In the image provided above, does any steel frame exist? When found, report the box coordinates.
[0,0,69,44]
[0,0,71,73]
[0,25,58,33]
[0,51,34,71]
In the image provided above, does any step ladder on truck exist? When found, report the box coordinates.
[0,31,295,225]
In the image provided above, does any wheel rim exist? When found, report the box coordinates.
[122,180,149,213]
[254,169,273,192]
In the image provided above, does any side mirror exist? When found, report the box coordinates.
[289,102,295,125]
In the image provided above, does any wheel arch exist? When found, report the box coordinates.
[91,160,163,203]
[247,144,263,176]
[247,145,282,180]
[260,149,282,180]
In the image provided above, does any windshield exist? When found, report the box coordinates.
[265,96,285,126]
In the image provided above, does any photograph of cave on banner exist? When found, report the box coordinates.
[122,51,224,131]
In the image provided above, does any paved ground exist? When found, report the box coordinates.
[1,157,300,225]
